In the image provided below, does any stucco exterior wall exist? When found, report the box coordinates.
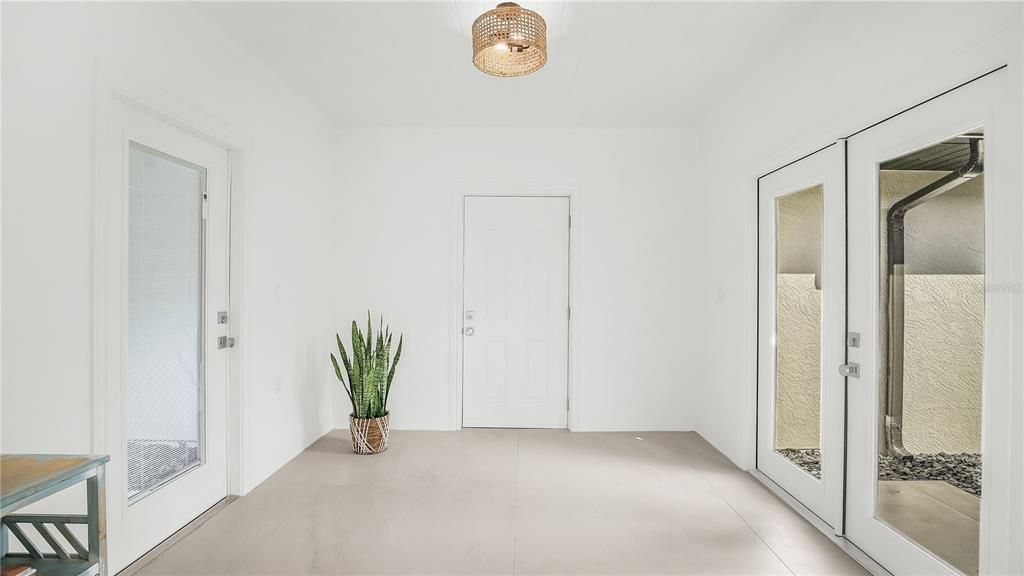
[775,273,821,449]
[775,273,983,453]
[774,171,984,454]
[902,274,984,453]
[878,171,984,455]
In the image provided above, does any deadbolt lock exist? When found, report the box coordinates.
[839,362,860,378]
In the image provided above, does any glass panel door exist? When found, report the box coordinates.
[845,69,1011,576]
[104,102,230,573]
[757,143,845,529]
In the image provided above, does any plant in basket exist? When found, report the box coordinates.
[330,313,403,454]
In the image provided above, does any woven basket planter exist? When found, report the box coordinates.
[349,414,390,455]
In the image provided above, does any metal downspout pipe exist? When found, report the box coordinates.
[883,139,982,460]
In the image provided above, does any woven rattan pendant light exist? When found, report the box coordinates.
[472,2,547,77]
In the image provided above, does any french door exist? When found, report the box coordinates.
[462,196,570,428]
[846,69,1009,576]
[101,102,231,572]
[758,68,1015,575]
[757,143,845,529]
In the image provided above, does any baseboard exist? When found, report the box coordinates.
[750,469,893,576]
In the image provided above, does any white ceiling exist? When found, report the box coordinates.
[196,1,823,129]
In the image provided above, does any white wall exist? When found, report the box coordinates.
[1,2,339,493]
[695,0,1022,470]
[333,127,699,432]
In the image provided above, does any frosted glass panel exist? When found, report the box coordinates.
[127,142,205,502]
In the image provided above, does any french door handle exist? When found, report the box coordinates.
[218,336,236,349]
[839,362,860,378]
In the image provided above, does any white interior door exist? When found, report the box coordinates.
[463,196,569,428]
[757,143,845,529]
[103,103,230,572]
[846,69,1012,575]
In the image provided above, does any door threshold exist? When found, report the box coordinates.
[749,470,892,576]
[117,495,237,576]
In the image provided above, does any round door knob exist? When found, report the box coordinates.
[464,327,475,336]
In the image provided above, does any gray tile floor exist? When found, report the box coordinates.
[135,430,867,575]
[879,481,979,575]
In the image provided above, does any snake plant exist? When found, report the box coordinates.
[331,313,404,419]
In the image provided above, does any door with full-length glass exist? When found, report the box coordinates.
[846,69,1011,575]
[102,102,231,572]
[757,143,845,529]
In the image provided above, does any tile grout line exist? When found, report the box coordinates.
[692,466,797,576]
[512,430,520,576]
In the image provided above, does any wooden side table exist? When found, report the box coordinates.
[1,455,110,576]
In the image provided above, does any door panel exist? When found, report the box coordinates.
[463,196,569,428]
[757,143,845,529]
[846,70,1008,575]
[105,103,230,572]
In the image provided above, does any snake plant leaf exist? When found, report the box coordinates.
[385,334,403,409]
[374,337,388,415]
[330,352,357,414]
[366,312,373,360]
[336,333,353,379]
[360,325,381,417]
[351,321,366,416]
[380,336,387,399]
[330,352,347,388]
[336,333,357,417]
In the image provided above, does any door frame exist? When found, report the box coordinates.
[449,186,578,431]
[91,64,251,502]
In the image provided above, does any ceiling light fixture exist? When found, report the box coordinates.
[472,2,547,77]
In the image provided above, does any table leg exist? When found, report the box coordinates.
[88,467,107,576]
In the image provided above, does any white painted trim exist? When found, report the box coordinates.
[750,470,893,576]
[449,183,581,431]
[91,63,254,497]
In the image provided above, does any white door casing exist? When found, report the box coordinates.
[846,69,1014,574]
[462,196,570,429]
[99,102,231,572]
[757,143,846,530]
